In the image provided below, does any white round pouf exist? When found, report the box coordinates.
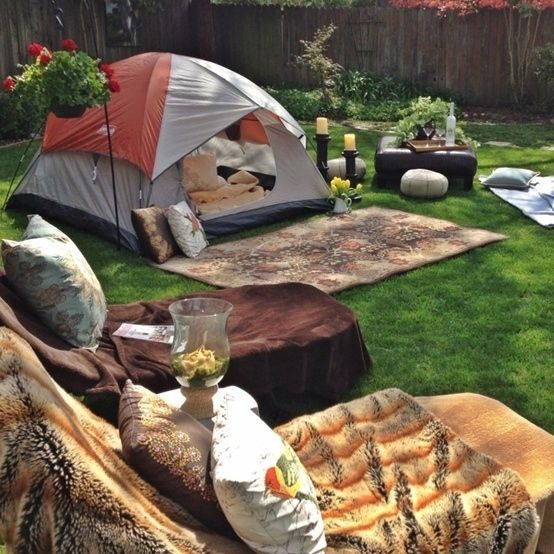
[327,157,367,180]
[400,169,448,199]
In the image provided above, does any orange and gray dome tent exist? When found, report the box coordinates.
[8,52,330,252]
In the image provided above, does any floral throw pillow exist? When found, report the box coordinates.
[131,206,179,264]
[211,394,327,554]
[1,215,106,349]
[118,382,235,538]
[166,201,208,258]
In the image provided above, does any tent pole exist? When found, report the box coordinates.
[2,123,44,210]
[83,0,121,249]
[3,2,59,210]
[103,104,121,249]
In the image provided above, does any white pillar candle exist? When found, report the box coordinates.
[344,133,356,151]
[316,117,328,135]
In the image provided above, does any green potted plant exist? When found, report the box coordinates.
[3,39,119,119]
[393,96,476,147]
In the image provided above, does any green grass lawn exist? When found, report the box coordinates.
[0,121,553,439]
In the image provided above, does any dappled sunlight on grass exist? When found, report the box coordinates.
[1,122,552,433]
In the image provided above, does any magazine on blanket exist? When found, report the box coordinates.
[113,323,174,344]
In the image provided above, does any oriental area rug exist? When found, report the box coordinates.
[155,207,507,294]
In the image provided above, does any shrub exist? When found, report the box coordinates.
[294,24,343,101]
[534,42,554,108]
[350,100,411,121]
[0,92,43,140]
[334,70,422,103]
[264,88,324,121]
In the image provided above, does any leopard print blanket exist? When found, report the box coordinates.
[0,327,251,553]
[276,389,538,553]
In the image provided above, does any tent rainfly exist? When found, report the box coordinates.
[8,52,330,252]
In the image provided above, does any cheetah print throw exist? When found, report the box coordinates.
[0,327,250,553]
[275,389,538,553]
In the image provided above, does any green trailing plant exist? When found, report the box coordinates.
[295,24,343,101]
[393,96,477,147]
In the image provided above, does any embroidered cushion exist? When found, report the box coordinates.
[118,381,234,538]
[131,206,179,264]
[481,167,539,189]
[166,201,208,258]
[1,215,106,349]
[400,168,449,198]
[181,153,222,193]
[210,394,327,554]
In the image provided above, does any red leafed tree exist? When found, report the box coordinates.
[390,0,554,103]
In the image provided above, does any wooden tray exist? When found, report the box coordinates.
[407,139,469,153]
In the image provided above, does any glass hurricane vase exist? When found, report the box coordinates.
[169,298,233,419]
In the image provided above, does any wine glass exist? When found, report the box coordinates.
[422,122,435,145]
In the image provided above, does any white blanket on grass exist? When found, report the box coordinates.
[483,176,554,228]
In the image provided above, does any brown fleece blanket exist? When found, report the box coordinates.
[0,273,370,399]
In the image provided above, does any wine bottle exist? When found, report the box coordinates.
[445,102,456,146]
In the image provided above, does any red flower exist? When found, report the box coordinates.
[39,51,52,66]
[108,79,120,93]
[27,42,43,57]
[3,76,15,92]
[61,38,78,52]
[100,63,114,78]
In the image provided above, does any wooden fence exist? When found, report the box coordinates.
[0,0,198,78]
[206,4,554,105]
[1,1,552,106]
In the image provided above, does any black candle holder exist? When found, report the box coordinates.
[315,133,331,181]
[342,149,359,184]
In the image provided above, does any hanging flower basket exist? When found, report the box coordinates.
[50,102,87,119]
[3,39,120,120]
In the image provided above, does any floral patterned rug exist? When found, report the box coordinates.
[156,207,507,294]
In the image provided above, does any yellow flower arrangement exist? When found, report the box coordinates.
[329,176,362,201]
